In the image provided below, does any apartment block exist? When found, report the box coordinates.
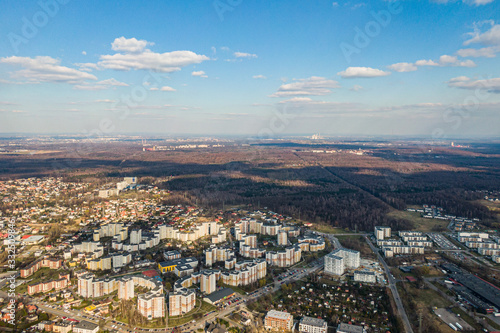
[264,310,293,331]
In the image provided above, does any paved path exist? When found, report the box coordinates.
[364,236,414,333]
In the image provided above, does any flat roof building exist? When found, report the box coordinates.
[264,310,293,331]
[299,316,327,333]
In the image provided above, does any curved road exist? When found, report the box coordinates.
[364,236,414,333]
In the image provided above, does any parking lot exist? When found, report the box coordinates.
[427,233,459,250]
[434,308,473,331]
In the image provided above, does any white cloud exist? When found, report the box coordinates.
[111,37,153,53]
[160,86,176,91]
[94,99,117,103]
[82,51,87,55]
[73,85,106,91]
[279,97,314,103]
[447,76,500,93]
[234,52,258,58]
[463,0,494,5]
[270,76,340,97]
[337,67,390,78]
[464,22,500,46]
[350,85,363,91]
[387,62,418,72]
[332,2,339,7]
[0,56,97,84]
[415,59,440,66]
[192,70,208,78]
[97,78,128,86]
[253,75,267,79]
[75,62,99,72]
[414,55,476,67]
[439,54,476,67]
[97,37,209,72]
[99,50,209,72]
[150,87,159,91]
[73,78,128,90]
[456,46,498,58]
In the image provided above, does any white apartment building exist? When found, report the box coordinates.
[138,292,165,319]
[169,288,196,316]
[201,271,217,294]
[298,316,327,333]
[354,269,376,283]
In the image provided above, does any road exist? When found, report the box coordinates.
[0,290,127,333]
[7,231,412,333]
[364,236,414,333]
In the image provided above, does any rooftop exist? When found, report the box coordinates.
[204,288,235,303]
[266,310,292,320]
[337,323,363,333]
[300,316,326,327]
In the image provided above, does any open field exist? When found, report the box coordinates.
[387,209,449,232]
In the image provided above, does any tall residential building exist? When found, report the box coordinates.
[169,288,196,316]
[264,310,293,331]
[118,277,134,300]
[201,271,217,294]
[138,292,165,319]
[277,231,288,246]
[324,248,360,276]
[130,229,142,244]
[78,274,94,298]
[324,253,344,275]
[374,226,391,240]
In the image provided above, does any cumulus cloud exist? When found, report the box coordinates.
[98,37,209,72]
[75,62,99,72]
[415,59,440,66]
[270,76,340,97]
[234,52,258,58]
[0,56,97,84]
[99,50,209,72]
[464,22,500,46]
[73,78,128,90]
[111,37,153,53]
[192,70,208,78]
[96,78,128,86]
[337,67,390,78]
[447,76,500,93]
[160,86,176,91]
[463,0,495,5]
[458,22,500,58]
[456,46,498,58]
[387,62,418,72]
[278,97,314,103]
[413,55,475,68]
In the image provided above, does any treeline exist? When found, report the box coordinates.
[162,168,413,232]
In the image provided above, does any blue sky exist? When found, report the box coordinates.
[1,0,500,137]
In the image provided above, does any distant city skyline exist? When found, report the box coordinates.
[1,0,500,137]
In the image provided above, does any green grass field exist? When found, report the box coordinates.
[387,209,449,232]
[310,224,346,234]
